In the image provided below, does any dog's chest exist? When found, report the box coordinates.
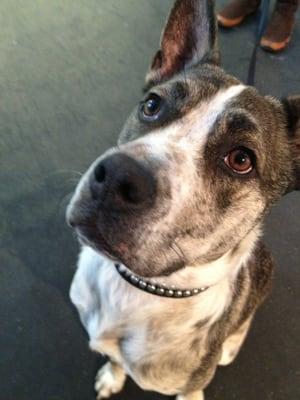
[70,247,228,393]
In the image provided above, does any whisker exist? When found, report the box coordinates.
[173,241,187,263]
[59,192,74,215]
[45,169,83,182]
[169,243,181,259]
[54,169,83,177]
[67,177,82,185]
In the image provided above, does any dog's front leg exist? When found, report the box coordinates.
[218,315,253,366]
[176,390,204,400]
[95,361,126,399]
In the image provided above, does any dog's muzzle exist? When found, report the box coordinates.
[66,152,159,264]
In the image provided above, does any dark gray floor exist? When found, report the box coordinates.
[0,1,299,399]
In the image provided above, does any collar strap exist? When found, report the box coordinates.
[115,264,208,299]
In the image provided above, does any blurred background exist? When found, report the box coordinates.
[0,0,299,399]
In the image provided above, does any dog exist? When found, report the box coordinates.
[66,0,300,399]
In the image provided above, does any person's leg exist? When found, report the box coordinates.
[217,0,261,28]
[260,0,299,52]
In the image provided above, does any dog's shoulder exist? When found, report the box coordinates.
[225,240,274,334]
[206,241,274,340]
[247,240,274,306]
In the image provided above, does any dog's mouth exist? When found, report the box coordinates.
[73,222,186,281]
[75,224,120,262]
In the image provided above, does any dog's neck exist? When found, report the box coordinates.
[115,263,209,298]
[133,225,261,292]
[102,226,262,327]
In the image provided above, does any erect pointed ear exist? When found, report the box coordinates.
[282,96,300,191]
[145,0,220,87]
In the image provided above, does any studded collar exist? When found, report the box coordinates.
[115,264,209,299]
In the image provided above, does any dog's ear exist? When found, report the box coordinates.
[145,0,219,87]
[282,96,300,191]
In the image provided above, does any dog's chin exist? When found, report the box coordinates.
[75,225,117,261]
[75,225,137,269]
[75,225,185,278]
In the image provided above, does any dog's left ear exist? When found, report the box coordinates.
[146,0,219,87]
[282,96,300,191]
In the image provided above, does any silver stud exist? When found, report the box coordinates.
[192,289,200,294]
[200,287,207,292]
[156,287,165,295]
[147,284,156,292]
[130,275,139,284]
[184,290,191,297]
[175,290,183,297]
[139,280,147,289]
[167,290,174,297]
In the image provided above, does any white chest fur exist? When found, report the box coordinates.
[69,244,253,392]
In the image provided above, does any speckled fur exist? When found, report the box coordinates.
[67,0,300,398]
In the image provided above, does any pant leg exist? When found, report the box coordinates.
[275,0,298,15]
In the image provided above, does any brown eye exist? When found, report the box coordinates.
[141,93,162,118]
[224,148,254,174]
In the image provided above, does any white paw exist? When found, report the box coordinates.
[176,391,204,400]
[218,346,238,366]
[95,362,126,399]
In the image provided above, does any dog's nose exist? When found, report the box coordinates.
[90,153,156,211]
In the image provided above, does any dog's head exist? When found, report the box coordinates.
[67,0,300,278]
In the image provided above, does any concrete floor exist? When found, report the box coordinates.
[0,1,299,399]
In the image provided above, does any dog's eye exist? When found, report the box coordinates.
[140,93,162,119]
[224,148,254,175]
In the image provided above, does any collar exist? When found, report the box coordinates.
[115,264,209,299]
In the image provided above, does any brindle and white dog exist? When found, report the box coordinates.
[66,1,300,399]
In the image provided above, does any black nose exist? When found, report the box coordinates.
[90,153,156,211]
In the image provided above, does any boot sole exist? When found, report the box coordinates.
[260,36,291,52]
[217,14,245,27]
[217,7,259,28]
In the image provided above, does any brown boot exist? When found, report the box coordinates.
[260,0,298,52]
[217,0,261,28]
